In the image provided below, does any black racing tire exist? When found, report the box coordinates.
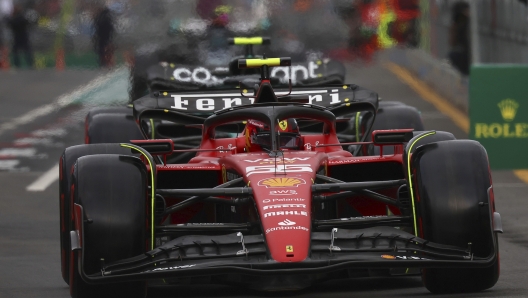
[69,154,147,298]
[86,113,144,144]
[412,140,499,293]
[84,107,133,144]
[366,103,424,155]
[59,144,136,285]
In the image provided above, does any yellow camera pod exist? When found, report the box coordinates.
[238,57,291,69]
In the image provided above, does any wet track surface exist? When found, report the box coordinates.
[1,60,528,298]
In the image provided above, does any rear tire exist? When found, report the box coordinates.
[86,113,144,144]
[412,140,499,293]
[84,107,133,144]
[70,154,147,298]
[59,144,135,285]
[366,102,424,155]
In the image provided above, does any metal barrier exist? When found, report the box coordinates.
[420,0,528,64]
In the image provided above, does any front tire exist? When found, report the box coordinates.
[412,140,499,293]
[70,154,148,298]
[59,144,136,285]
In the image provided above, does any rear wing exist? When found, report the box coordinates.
[133,84,379,118]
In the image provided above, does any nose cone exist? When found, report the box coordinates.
[251,176,312,262]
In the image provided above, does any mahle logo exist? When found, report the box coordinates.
[474,98,528,138]
[498,98,519,121]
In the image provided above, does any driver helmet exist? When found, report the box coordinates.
[245,119,301,152]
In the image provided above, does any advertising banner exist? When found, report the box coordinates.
[470,65,528,169]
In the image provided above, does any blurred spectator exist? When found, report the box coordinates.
[92,4,115,68]
[448,1,470,75]
[6,4,34,68]
[0,0,13,40]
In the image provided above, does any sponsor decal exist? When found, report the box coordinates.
[172,67,217,84]
[286,245,294,253]
[246,165,312,176]
[266,225,309,234]
[244,157,310,164]
[381,255,429,260]
[216,144,234,153]
[271,61,324,84]
[328,157,382,165]
[475,123,528,138]
[264,210,308,218]
[278,219,296,226]
[263,198,305,203]
[381,254,396,260]
[170,62,321,86]
[303,141,319,150]
[247,119,265,128]
[165,89,346,112]
[269,190,298,195]
[279,120,288,130]
[170,93,253,111]
[144,264,196,272]
[475,98,528,138]
[163,165,218,169]
[263,204,306,210]
[258,177,307,187]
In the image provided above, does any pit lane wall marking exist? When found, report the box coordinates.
[385,62,528,184]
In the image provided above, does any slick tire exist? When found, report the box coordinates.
[59,144,136,285]
[86,112,144,144]
[363,102,424,155]
[412,140,499,293]
[70,154,147,298]
[84,107,132,144]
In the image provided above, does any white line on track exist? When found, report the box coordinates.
[26,163,59,191]
[0,67,125,137]
[0,68,124,191]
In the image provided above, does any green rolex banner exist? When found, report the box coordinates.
[470,65,528,169]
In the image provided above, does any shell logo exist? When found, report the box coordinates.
[258,177,306,188]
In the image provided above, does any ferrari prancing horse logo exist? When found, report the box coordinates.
[279,120,288,130]
[286,245,294,253]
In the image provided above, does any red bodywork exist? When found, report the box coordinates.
[144,127,406,263]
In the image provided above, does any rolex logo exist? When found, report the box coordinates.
[498,99,519,122]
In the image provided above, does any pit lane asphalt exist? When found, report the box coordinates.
[0,60,527,298]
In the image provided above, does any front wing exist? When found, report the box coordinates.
[72,226,498,284]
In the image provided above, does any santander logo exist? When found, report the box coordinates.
[278,219,296,226]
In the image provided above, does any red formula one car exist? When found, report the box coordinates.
[59,58,501,298]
